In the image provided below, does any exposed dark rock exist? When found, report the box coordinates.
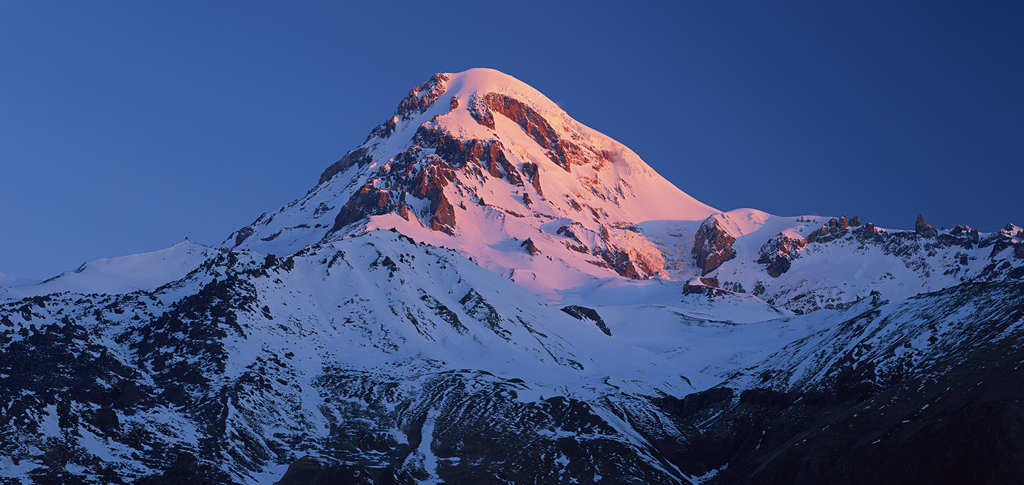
[949,225,981,246]
[849,214,862,227]
[395,73,450,121]
[276,456,378,485]
[1015,242,1024,260]
[739,388,790,409]
[757,233,808,278]
[982,233,1017,258]
[598,247,661,280]
[521,238,540,256]
[520,162,544,197]
[468,93,496,129]
[432,134,523,186]
[449,96,459,111]
[837,214,850,229]
[330,183,392,233]
[472,92,599,171]
[560,305,611,336]
[699,277,720,288]
[429,194,456,235]
[936,225,984,249]
[916,214,938,238]
[318,147,371,185]
[692,216,736,276]
[673,387,735,417]
[233,226,254,247]
[806,224,831,244]
[683,279,728,296]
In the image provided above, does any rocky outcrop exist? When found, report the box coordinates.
[598,247,659,280]
[937,224,982,249]
[329,148,459,235]
[595,225,665,280]
[683,277,728,296]
[757,233,808,278]
[916,214,938,238]
[429,194,457,235]
[806,224,830,244]
[522,238,540,256]
[471,92,603,171]
[807,216,857,244]
[692,216,736,275]
[233,226,255,247]
[330,183,393,232]
[328,122,534,237]
[560,305,611,336]
[318,147,371,185]
[395,73,450,121]
[836,214,850,229]
[520,162,544,197]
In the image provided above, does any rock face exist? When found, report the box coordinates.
[470,93,599,171]
[757,233,808,278]
[318,147,371,186]
[916,214,939,238]
[692,216,736,275]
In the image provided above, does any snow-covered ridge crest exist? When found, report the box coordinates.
[1,239,213,301]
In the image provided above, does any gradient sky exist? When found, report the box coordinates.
[1,1,1021,279]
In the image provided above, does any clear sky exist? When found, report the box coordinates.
[1,1,1021,279]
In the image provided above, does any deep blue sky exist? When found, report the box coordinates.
[2,2,1021,279]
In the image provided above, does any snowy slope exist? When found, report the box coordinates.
[0,231,746,484]
[0,239,214,301]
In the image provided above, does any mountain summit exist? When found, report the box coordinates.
[226,69,717,291]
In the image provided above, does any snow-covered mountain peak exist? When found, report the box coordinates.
[226,69,720,295]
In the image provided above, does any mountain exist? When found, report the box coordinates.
[222,69,1024,311]
[1,68,1023,484]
